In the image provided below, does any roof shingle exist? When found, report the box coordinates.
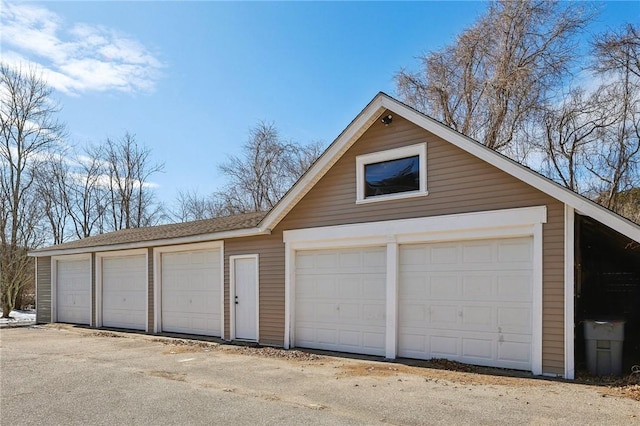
[32,211,267,253]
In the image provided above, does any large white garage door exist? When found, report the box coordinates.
[57,258,91,325]
[399,237,533,370]
[294,247,386,356]
[102,254,147,330]
[161,249,221,336]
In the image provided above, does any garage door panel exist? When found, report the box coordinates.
[497,240,531,263]
[462,244,493,263]
[102,254,146,330]
[161,249,221,337]
[498,306,531,333]
[497,275,532,300]
[429,275,461,299]
[294,247,386,356]
[398,237,533,371]
[57,259,91,325]
[431,335,458,357]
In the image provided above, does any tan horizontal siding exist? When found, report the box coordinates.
[273,111,566,374]
[36,257,51,324]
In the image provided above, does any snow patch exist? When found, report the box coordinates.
[0,310,36,325]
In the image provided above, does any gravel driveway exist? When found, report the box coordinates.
[1,326,638,425]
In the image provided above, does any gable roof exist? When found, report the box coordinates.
[31,92,640,257]
[260,92,640,244]
[30,211,267,256]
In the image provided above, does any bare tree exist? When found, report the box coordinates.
[586,24,640,213]
[172,189,219,222]
[396,0,593,153]
[538,88,614,193]
[66,145,109,238]
[34,151,72,244]
[0,63,65,317]
[187,122,324,217]
[102,133,164,230]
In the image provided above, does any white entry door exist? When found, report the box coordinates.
[232,256,258,341]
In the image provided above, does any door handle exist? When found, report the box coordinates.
[235,295,238,305]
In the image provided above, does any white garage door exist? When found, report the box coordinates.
[161,249,221,336]
[399,237,533,370]
[294,247,386,356]
[102,254,147,330]
[57,258,91,325]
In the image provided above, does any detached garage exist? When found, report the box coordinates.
[30,93,640,380]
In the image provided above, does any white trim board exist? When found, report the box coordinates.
[284,206,547,245]
[153,241,224,336]
[284,206,546,376]
[564,205,576,380]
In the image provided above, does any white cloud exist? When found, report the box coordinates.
[0,1,164,95]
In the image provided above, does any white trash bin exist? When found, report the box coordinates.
[584,320,625,376]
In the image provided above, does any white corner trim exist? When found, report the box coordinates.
[229,254,260,342]
[531,223,544,376]
[356,143,427,203]
[153,241,225,336]
[94,249,148,330]
[50,253,92,325]
[564,205,576,380]
[284,241,292,349]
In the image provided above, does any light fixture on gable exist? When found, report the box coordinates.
[381,114,393,126]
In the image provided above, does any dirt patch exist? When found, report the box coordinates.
[147,370,187,382]
[151,338,220,353]
[577,369,640,401]
[151,337,323,361]
[225,345,324,361]
[338,363,407,378]
[337,360,551,387]
[85,331,126,339]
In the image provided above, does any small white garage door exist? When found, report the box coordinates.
[102,254,147,330]
[57,258,91,325]
[294,247,386,356]
[399,237,533,370]
[161,249,221,336]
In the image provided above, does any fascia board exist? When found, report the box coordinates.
[260,96,387,230]
[378,95,640,243]
[29,227,268,257]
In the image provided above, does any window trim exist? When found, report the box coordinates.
[356,143,427,204]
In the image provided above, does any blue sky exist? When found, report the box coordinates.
[2,1,639,205]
